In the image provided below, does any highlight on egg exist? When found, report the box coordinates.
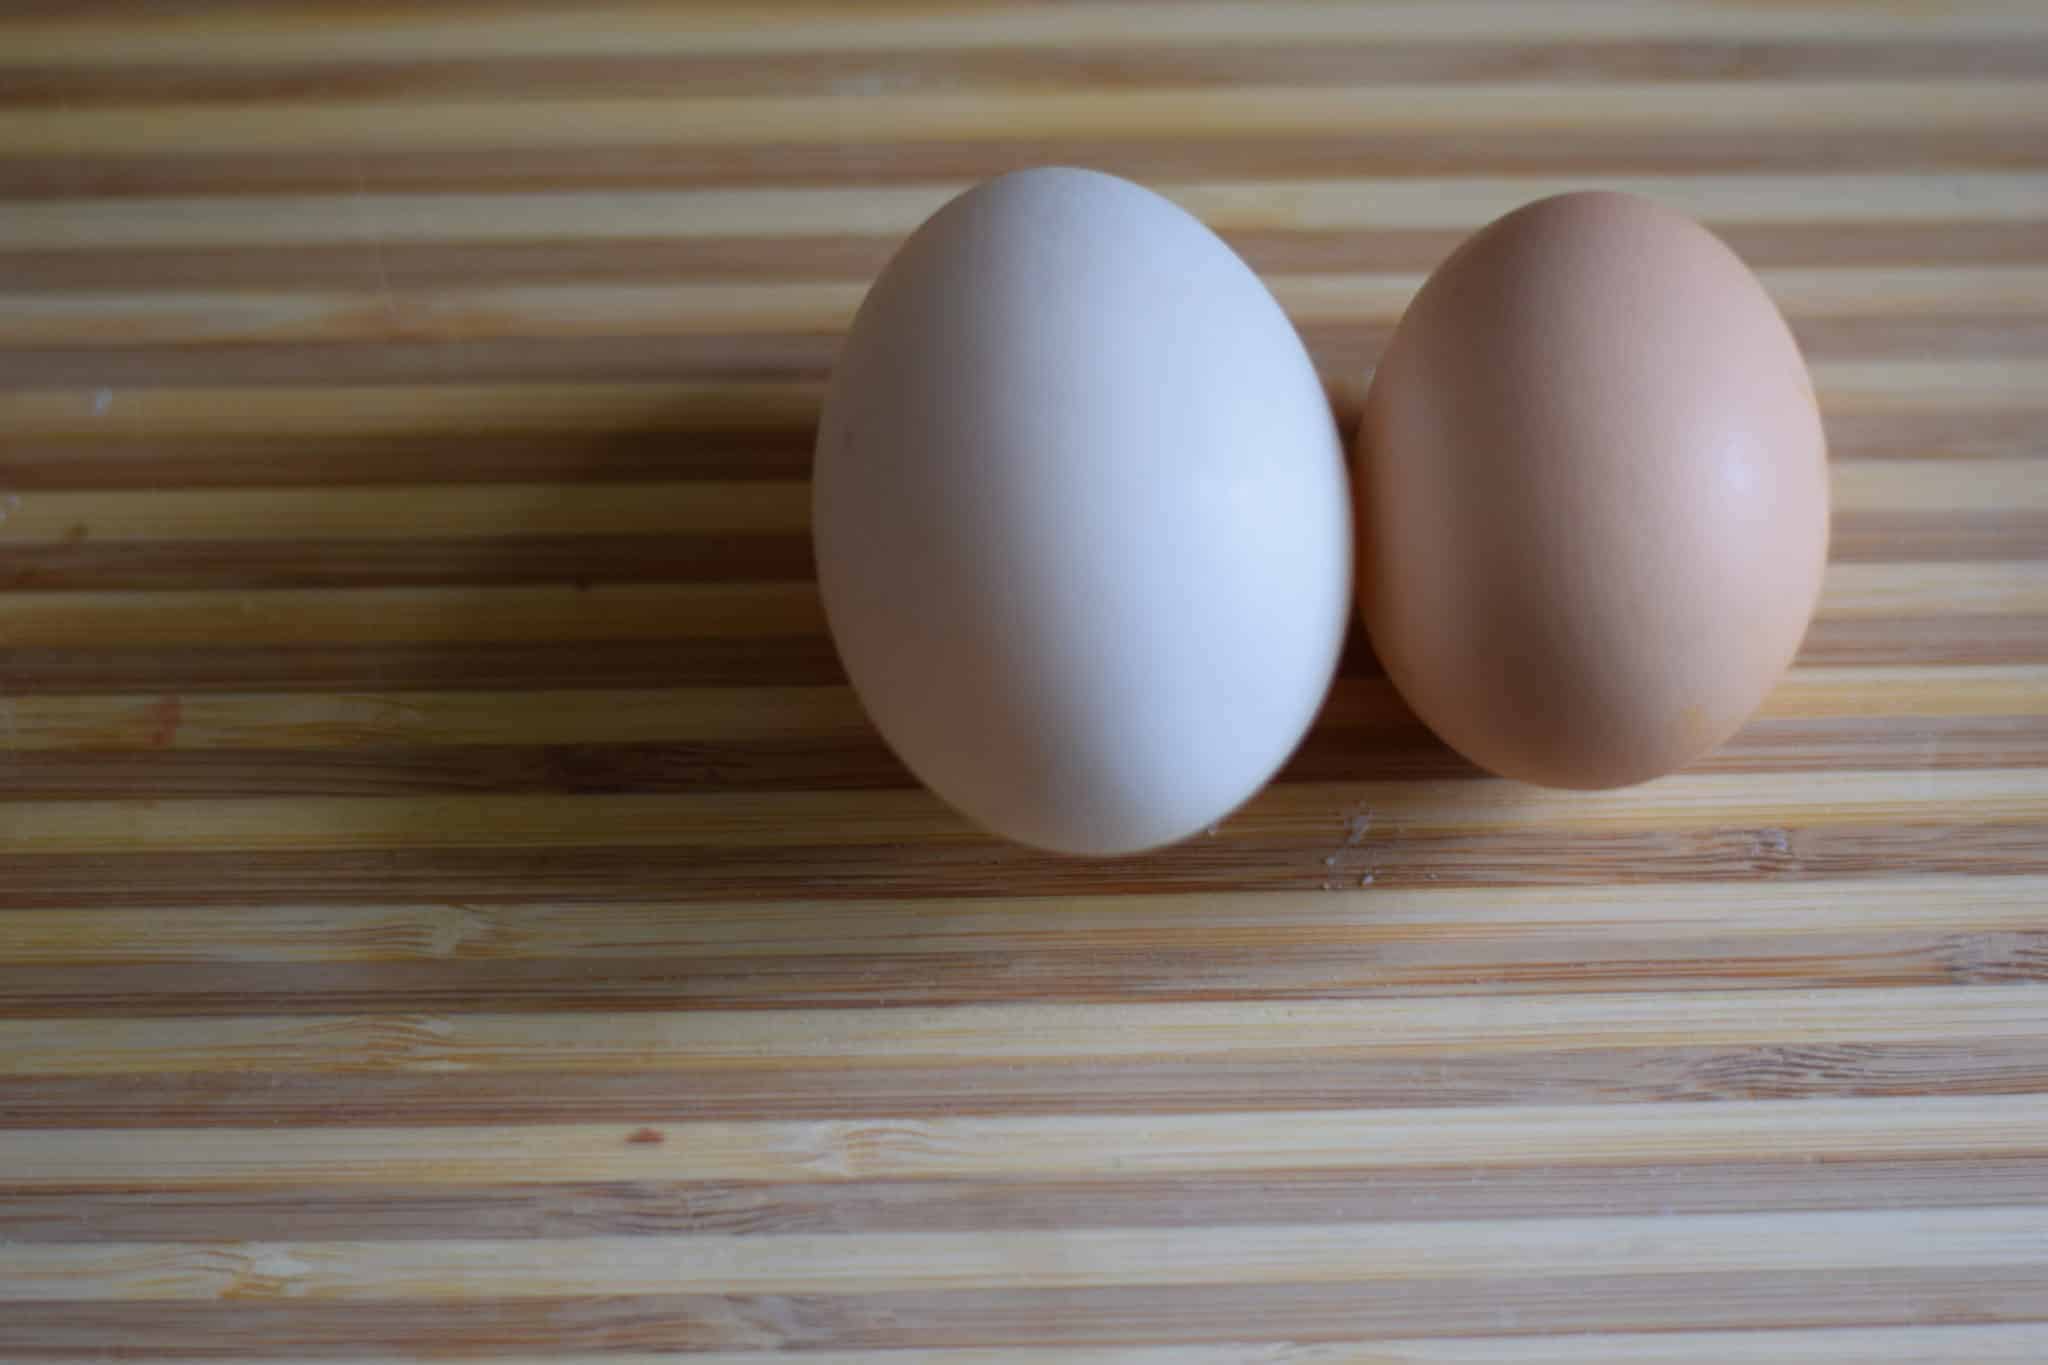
[1354,191,1830,790]
[814,168,1353,854]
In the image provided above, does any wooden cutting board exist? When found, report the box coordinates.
[2,3,2045,1359]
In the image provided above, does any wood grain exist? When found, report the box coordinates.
[0,1,2044,1358]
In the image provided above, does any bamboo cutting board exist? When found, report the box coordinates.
[2,3,2046,1359]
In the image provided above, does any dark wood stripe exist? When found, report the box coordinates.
[2,822,2043,910]
[0,637,851,693]
[5,125,2047,199]
[1797,615,2048,667]
[2,314,2039,390]
[0,628,1355,695]
[1790,317,2048,359]
[1,716,2041,804]
[0,334,845,390]
[8,41,2048,108]
[0,615,2038,699]
[0,737,917,800]
[8,1157,2048,1243]
[0,532,816,591]
[0,430,819,491]
[1831,511,2048,562]
[4,1269,2046,1354]
[1,412,2033,496]
[1820,411,2048,462]
[2,1041,2042,1128]
[0,921,2041,1017]
[10,510,2022,592]
[0,239,904,290]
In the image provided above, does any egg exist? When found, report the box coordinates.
[814,168,1351,854]
[1356,191,1829,789]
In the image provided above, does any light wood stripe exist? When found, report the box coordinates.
[6,1096,2048,1186]
[2,769,2042,855]
[0,665,2036,754]
[15,136,2046,204]
[7,1207,2048,1301]
[0,281,874,346]
[7,38,2048,109]
[11,1160,2048,1240]
[11,269,2048,347]
[1,876,2038,966]
[4,986,2040,1076]
[1829,461,2048,513]
[1820,563,2048,617]
[1,219,2045,286]
[1806,360,2048,412]
[0,379,824,437]
[10,176,2048,251]
[1759,665,2048,717]
[18,1327,2036,1363]
[9,818,2036,909]
[0,582,824,647]
[7,84,2047,159]
[0,364,2032,444]
[14,1327,2039,1364]
[7,2,2047,67]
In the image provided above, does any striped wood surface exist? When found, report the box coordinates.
[2,2,2047,1360]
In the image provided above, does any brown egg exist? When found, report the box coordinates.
[1357,191,1829,789]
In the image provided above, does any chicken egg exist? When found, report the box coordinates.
[815,168,1351,853]
[1356,191,1830,789]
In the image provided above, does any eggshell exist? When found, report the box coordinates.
[1357,191,1829,789]
[814,168,1351,854]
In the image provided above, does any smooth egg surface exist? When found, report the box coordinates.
[1357,191,1829,789]
[814,168,1351,854]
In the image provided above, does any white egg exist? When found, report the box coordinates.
[814,168,1350,854]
